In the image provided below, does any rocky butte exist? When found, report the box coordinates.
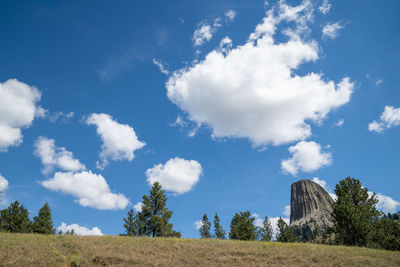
[290,179,334,241]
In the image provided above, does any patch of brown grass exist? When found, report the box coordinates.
[0,233,399,266]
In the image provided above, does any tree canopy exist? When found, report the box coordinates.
[332,177,380,246]
[199,214,211,238]
[214,213,226,239]
[33,203,55,234]
[135,182,180,238]
[276,217,297,242]
[259,216,273,242]
[0,201,32,233]
[229,211,258,241]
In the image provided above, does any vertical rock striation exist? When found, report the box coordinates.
[290,179,334,241]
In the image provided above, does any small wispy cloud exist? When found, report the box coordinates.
[225,9,236,22]
[319,0,331,15]
[153,58,169,75]
[335,119,344,127]
[322,22,345,39]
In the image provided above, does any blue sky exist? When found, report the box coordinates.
[0,0,399,237]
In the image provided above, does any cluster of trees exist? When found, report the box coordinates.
[199,213,226,239]
[332,177,400,250]
[196,177,399,251]
[1,177,398,251]
[0,201,55,234]
[199,211,296,242]
[123,182,181,238]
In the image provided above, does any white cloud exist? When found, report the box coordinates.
[146,157,202,195]
[153,58,169,75]
[225,9,236,22]
[375,79,383,86]
[193,13,230,47]
[322,22,344,39]
[368,120,384,133]
[219,37,233,54]
[283,205,291,217]
[368,106,400,133]
[57,222,103,236]
[319,0,331,15]
[194,220,203,230]
[42,171,129,210]
[374,193,400,214]
[0,174,9,192]
[193,23,217,46]
[335,119,344,127]
[168,1,353,147]
[0,79,43,151]
[281,141,332,176]
[34,136,86,174]
[252,213,264,228]
[86,113,145,169]
[170,114,187,128]
[312,177,336,200]
[133,202,143,213]
[48,111,75,123]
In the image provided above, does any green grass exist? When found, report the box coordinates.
[0,233,399,266]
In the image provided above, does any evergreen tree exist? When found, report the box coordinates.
[137,182,179,237]
[214,213,226,239]
[386,212,400,221]
[32,203,55,234]
[0,201,31,233]
[370,217,400,251]
[123,209,137,236]
[332,177,380,246]
[229,211,258,240]
[276,217,297,242]
[199,214,211,238]
[65,229,75,235]
[259,216,273,241]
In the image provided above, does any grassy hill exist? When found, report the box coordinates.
[0,233,399,266]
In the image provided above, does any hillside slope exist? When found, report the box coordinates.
[0,233,399,266]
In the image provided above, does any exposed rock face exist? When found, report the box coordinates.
[290,179,334,241]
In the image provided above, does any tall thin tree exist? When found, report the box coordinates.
[123,209,137,236]
[259,216,273,241]
[213,213,226,239]
[199,214,211,238]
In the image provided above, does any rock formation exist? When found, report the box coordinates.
[290,179,334,241]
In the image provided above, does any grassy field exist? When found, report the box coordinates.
[0,233,399,266]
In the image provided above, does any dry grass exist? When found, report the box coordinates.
[0,233,399,266]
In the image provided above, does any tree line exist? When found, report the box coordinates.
[0,201,55,234]
[198,211,296,242]
[1,177,399,251]
[191,177,400,251]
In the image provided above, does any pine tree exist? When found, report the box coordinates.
[332,177,380,246]
[123,209,137,236]
[0,201,31,233]
[229,211,258,240]
[199,214,211,238]
[259,216,273,241]
[214,213,226,239]
[137,182,179,237]
[276,217,297,242]
[33,203,55,234]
